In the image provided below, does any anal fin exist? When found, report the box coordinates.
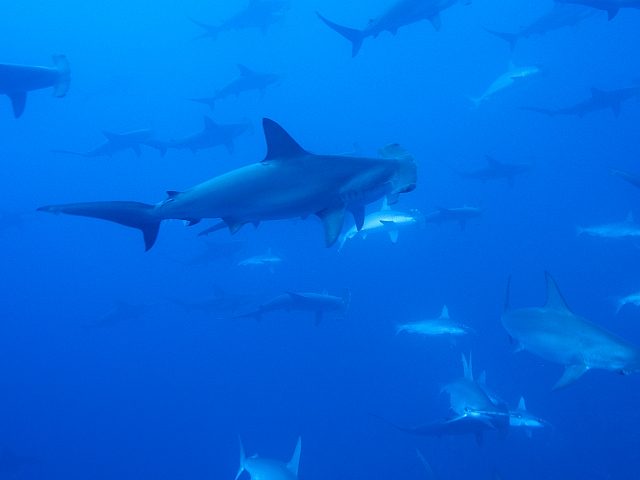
[7,91,27,118]
[316,204,346,247]
[553,364,588,390]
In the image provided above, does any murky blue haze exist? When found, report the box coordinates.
[1,0,639,479]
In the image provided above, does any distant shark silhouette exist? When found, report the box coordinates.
[76,301,152,330]
[396,305,477,344]
[467,61,545,108]
[163,285,258,316]
[167,116,253,154]
[444,156,534,188]
[424,203,484,231]
[0,55,70,118]
[609,167,640,190]
[53,127,167,158]
[556,0,640,20]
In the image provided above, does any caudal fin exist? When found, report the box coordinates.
[37,201,160,251]
[316,12,364,57]
[52,54,71,97]
[465,94,483,109]
[484,28,519,51]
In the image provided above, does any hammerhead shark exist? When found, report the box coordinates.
[167,116,253,154]
[502,272,640,389]
[189,64,282,110]
[484,3,597,50]
[396,305,477,344]
[163,285,258,316]
[37,119,417,251]
[236,436,300,480]
[423,203,484,231]
[520,82,640,118]
[188,0,290,42]
[77,301,152,330]
[316,0,471,57]
[444,156,534,188]
[609,167,640,190]
[0,54,70,118]
[53,127,167,158]
[557,0,640,20]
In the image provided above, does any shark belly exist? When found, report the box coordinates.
[0,65,58,93]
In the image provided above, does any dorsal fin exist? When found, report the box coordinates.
[439,305,449,318]
[237,64,254,77]
[286,437,301,476]
[485,155,502,167]
[166,191,182,199]
[544,271,571,312]
[517,396,526,411]
[203,116,217,130]
[462,352,473,380]
[590,87,607,99]
[625,211,634,223]
[380,197,391,211]
[262,119,308,161]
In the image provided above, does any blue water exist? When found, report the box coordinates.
[1,0,639,479]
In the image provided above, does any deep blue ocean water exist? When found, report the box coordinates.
[1,1,639,479]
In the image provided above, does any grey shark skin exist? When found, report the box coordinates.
[77,301,152,330]
[520,83,640,118]
[424,202,484,231]
[189,0,290,42]
[237,247,283,273]
[316,0,471,57]
[0,54,70,118]
[168,116,253,154]
[163,285,258,316]
[37,118,417,251]
[556,0,640,20]
[485,3,597,50]
[445,156,534,188]
[609,167,640,190]
[468,62,545,108]
[53,127,167,158]
[502,272,640,389]
[577,211,640,239]
[189,64,281,111]
[396,305,477,342]
[237,289,351,324]
[236,436,300,480]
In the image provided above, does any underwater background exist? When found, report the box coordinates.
[1,0,640,478]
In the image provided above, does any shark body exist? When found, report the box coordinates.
[168,116,253,154]
[53,127,166,158]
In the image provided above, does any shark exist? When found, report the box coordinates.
[609,167,640,190]
[424,203,484,231]
[163,285,258,316]
[0,54,70,118]
[189,0,290,42]
[316,0,471,57]
[520,82,640,118]
[168,116,253,154]
[237,248,283,274]
[577,212,640,239]
[77,301,152,330]
[236,436,300,480]
[502,272,640,389]
[508,397,553,438]
[467,61,545,109]
[396,305,477,344]
[237,289,351,324]
[556,0,640,20]
[337,198,424,250]
[37,118,418,251]
[189,64,282,111]
[609,291,640,315]
[484,3,597,51]
[444,156,534,188]
[52,127,167,158]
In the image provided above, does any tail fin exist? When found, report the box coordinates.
[286,437,301,476]
[316,12,364,57]
[609,296,625,316]
[235,435,246,480]
[188,16,219,42]
[37,201,160,251]
[188,97,216,111]
[141,139,168,157]
[52,54,71,97]
[465,94,483,109]
[484,28,518,51]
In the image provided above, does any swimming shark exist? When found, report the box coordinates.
[424,203,484,231]
[189,0,290,42]
[189,64,282,111]
[53,127,167,158]
[508,397,553,438]
[316,0,471,57]
[396,305,477,344]
[236,436,300,480]
[577,212,640,239]
[484,3,597,51]
[163,285,258,316]
[609,167,640,190]
[77,301,152,330]
[237,248,283,273]
[556,0,640,20]
[167,116,253,154]
[337,198,424,250]
[467,61,545,108]
[0,54,70,118]
[520,82,640,118]
[502,272,640,389]
[37,119,417,251]
[444,156,534,188]
[237,289,351,324]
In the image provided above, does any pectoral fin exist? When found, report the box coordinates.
[7,91,27,118]
[316,204,346,247]
[388,230,399,244]
[553,364,588,390]
[315,311,324,325]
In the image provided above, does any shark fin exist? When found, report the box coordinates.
[462,352,473,380]
[553,364,588,390]
[524,427,533,439]
[590,87,606,99]
[131,144,141,157]
[428,13,441,31]
[351,206,365,231]
[508,60,517,70]
[316,204,346,247]
[377,143,413,161]
[380,197,391,211]
[237,64,254,77]
[478,370,486,384]
[235,435,246,480]
[485,155,502,167]
[224,140,234,155]
[316,12,364,57]
[493,468,504,480]
[101,131,120,141]
[440,305,449,318]
[388,229,399,244]
[315,311,324,325]
[517,397,526,411]
[484,28,518,51]
[223,218,245,235]
[7,91,27,118]
[543,272,572,312]
[166,191,182,199]
[203,116,217,130]
[607,7,619,20]
[286,437,302,476]
[52,54,71,97]
[262,119,308,161]
[416,449,439,480]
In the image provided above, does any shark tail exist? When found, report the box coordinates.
[235,435,246,480]
[316,12,364,57]
[36,201,161,251]
[465,94,483,109]
[188,16,219,42]
[142,139,168,157]
[52,54,71,97]
[483,28,518,51]
[608,296,625,316]
[188,97,216,111]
